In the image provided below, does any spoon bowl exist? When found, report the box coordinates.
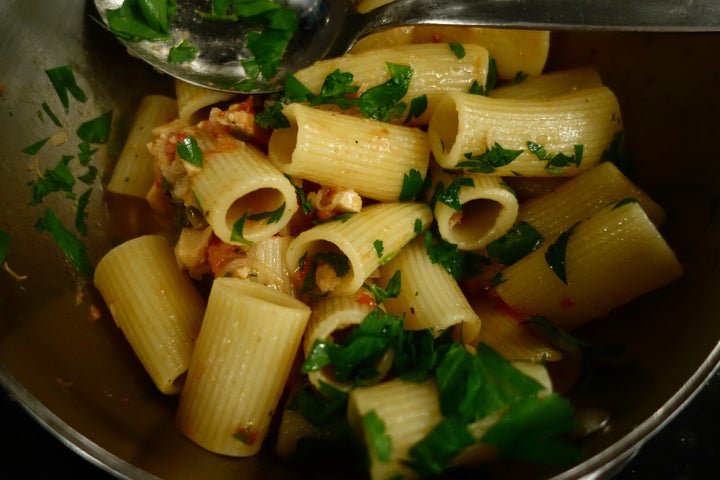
[94,0,720,92]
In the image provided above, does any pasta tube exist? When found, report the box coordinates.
[93,235,204,394]
[303,295,391,391]
[495,201,683,330]
[428,87,622,175]
[378,236,481,342]
[190,138,299,246]
[431,166,519,250]
[175,78,237,124]
[285,202,433,296]
[176,278,311,456]
[291,43,490,125]
[268,103,430,202]
[490,66,604,99]
[107,95,177,198]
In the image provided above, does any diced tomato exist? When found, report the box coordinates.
[206,235,245,276]
[355,290,377,308]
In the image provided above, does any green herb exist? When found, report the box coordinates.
[301,309,404,382]
[449,43,465,59]
[545,222,579,284]
[438,176,474,211]
[413,218,423,235]
[467,56,497,96]
[363,270,401,304]
[511,71,529,84]
[30,155,76,205]
[78,165,99,185]
[398,168,425,202]
[168,39,198,63]
[77,111,113,144]
[41,102,63,128]
[405,415,475,476]
[288,380,349,428]
[104,0,175,42]
[527,141,584,175]
[230,212,254,246]
[301,252,351,295]
[0,231,11,265]
[283,174,315,216]
[492,271,504,286]
[457,143,523,173]
[313,212,356,225]
[362,411,392,462]
[423,228,466,280]
[77,141,99,165]
[75,188,92,236]
[522,315,625,358]
[22,138,50,156]
[358,63,412,121]
[610,197,638,210]
[45,65,87,112]
[176,135,203,167]
[373,239,384,259]
[247,202,286,224]
[404,95,428,124]
[600,131,635,176]
[486,221,544,265]
[242,9,298,80]
[34,208,94,276]
[483,394,581,466]
[255,101,289,129]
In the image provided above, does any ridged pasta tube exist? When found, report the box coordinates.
[93,235,204,394]
[176,278,311,456]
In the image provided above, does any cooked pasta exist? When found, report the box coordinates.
[93,235,204,394]
[95,16,685,478]
[176,277,311,456]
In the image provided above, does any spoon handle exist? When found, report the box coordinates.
[358,0,720,38]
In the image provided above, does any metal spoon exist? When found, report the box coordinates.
[94,0,720,92]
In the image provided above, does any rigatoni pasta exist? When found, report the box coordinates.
[93,235,204,394]
[176,277,311,456]
[428,87,623,175]
[268,102,430,202]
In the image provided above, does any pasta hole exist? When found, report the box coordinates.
[226,188,285,233]
[451,199,502,243]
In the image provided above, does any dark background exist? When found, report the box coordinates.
[1,371,719,479]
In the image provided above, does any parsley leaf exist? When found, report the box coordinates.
[301,252,351,295]
[176,135,203,167]
[438,176,474,211]
[468,56,497,96]
[610,197,638,210]
[545,222,579,284]
[255,101,290,129]
[230,212,254,246]
[104,0,175,42]
[288,380,349,428]
[398,168,426,202]
[373,239,384,259]
[358,63,413,122]
[404,95,428,124]
[247,202,286,224]
[527,141,584,175]
[482,394,581,466]
[75,188,93,236]
[449,43,465,59]
[30,155,76,205]
[486,221,544,265]
[22,138,50,156]
[457,143,523,173]
[168,39,198,63]
[45,65,87,112]
[34,208,94,276]
[362,410,392,462]
[41,102,63,128]
[76,111,113,144]
[363,270,401,304]
[423,228,466,280]
[405,415,475,476]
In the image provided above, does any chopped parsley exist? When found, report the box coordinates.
[300,252,351,295]
[247,202,286,224]
[437,176,475,211]
[486,221,544,265]
[398,168,426,202]
[545,222,579,284]
[29,155,76,205]
[22,137,50,156]
[363,270,401,304]
[611,197,638,210]
[449,43,465,59]
[76,111,113,144]
[75,188,93,236]
[362,411,392,462]
[34,208,94,276]
[104,0,175,42]
[527,141,584,175]
[41,102,63,128]
[175,135,203,167]
[230,212,254,246]
[468,56,497,96]
[373,239,384,259]
[45,65,87,112]
[457,143,523,173]
[404,95,428,124]
[168,39,198,63]
[283,174,315,216]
